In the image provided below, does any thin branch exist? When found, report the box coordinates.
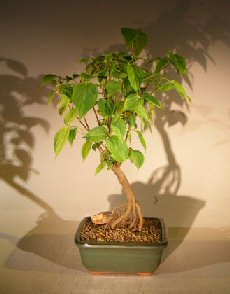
[93,107,100,125]
[76,117,88,131]
[84,117,90,131]
[125,123,131,142]
[108,117,112,134]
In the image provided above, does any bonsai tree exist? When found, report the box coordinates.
[43,28,190,232]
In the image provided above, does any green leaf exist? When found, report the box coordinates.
[127,132,132,144]
[84,126,108,143]
[130,149,145,168]
[80,72,93,82]
[110,68,127,79]
[136,131,146,150]
[111,117,127,138]
[124,94,141,111]
[168,52,187,75]
[64,108,78,125]
[154,58,169,73]
[72,83,98,118]
[121,27,148,56]
[158,80,190,100]
[95,161,106,174]
[60,84,73,98]
[106,80,122,96]
[98,98,114,118]
[134,65,150,84]
[113,101,124,116]
[143,93,163,108]
[127,64,138,91]
[54,127,70,156]
[82,141,92,160]
[68,128,77,145]
[42,74,59,85]
[106,135,129,162]
[158,82,175,92]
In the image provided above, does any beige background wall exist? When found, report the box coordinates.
[1,0,229,237]
[1,1,230,292]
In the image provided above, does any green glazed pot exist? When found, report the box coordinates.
[75,217,168,275]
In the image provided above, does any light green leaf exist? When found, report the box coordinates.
[143,93,163,108]
[136,130,146,150]
[82,141,92,160]
[72,83,98,118]
[134,104,150,122]
[106,135,129,162]
[84,126,108,143]
[54,127,70,156]
[64,108,78,125]
[127,64,138,91]
[95,161,107,174]
[68,128,77,145]
[140,115,152,132]
[129,114,137,128]
[111,117,127,138]
[158,82,175,92]
[124,94,141,111]
[47,90,56,105]
[57,94,70,115]
[130,149,145,168]
[124,94,149,121]
[170,80,187,98]
[121,27,148,56]
[106,80,122,96]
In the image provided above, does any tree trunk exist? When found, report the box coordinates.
[111,164,143,231]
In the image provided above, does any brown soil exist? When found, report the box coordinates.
[80,217,162,245]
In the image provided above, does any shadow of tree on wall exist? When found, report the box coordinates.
[0,57,49,195]
[2,0,230,274]
[0,57,85,273]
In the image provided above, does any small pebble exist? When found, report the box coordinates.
[80,218,162,244]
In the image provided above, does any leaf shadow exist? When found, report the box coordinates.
[0,57,49,186]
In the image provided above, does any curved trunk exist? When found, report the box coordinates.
[111,164,143,231]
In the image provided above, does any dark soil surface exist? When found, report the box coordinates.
[80,217,162,245]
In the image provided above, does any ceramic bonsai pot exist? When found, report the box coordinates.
[75,217,168,275]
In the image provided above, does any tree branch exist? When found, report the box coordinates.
[76,117,88,131]
[84,117,90,131]
[93,107,100,125]
[125,123,131,142]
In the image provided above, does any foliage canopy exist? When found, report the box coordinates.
[43,27,190,173]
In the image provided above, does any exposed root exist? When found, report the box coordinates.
[111,164,144,231]
[135,202,143,231]
[108,201,143,231]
